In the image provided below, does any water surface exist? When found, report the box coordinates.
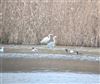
[1,72,100,84]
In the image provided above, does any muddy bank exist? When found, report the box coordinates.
[0,44,100,55]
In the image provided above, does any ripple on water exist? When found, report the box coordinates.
[1,72,100,84]
[0,53,99,62]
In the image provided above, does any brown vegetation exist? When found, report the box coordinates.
[0,0,100,47]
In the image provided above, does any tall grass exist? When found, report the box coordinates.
[0,0,100,47]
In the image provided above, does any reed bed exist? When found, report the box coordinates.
[0,0,100,47]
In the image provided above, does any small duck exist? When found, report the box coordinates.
[32,47,39,55]
[65,49,78,55]
[0,47,4,53]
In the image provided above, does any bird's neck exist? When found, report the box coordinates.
[48,35,51,38]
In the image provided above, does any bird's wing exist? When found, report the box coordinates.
[40,36,49,44]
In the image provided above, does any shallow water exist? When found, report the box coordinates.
[1,72,100,84]
[1,53,100,73]
[0,53,100,84]
[0,53,100,61]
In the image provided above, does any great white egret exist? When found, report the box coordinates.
[40,34,53,44]
[65,49,78,54]
[0,47,4,53]
[47,36,57,49]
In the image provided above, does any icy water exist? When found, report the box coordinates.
[1,72,100,84]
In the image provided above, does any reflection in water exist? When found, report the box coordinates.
[2,57,99,73]
[1,72,100,84]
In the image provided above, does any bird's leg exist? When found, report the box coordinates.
[36,51,39,56]
[76,51,79,55]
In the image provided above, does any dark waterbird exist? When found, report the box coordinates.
[65,49,79,55]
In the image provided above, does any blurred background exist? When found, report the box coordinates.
[0,0,100,47]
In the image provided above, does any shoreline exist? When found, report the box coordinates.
[0,44,100,55]
[0,44,100,74]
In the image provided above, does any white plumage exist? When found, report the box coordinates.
[40,34,53,44]
[47,36,57,49]
[32,47,38,52]
[0,47,4,53]
[32,47,39,55]
[65,49,78,54]
[69,50,74,53]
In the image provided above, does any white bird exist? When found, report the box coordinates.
[40,34,53,44]
[0,47,4,53]
[47,36,57,49]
